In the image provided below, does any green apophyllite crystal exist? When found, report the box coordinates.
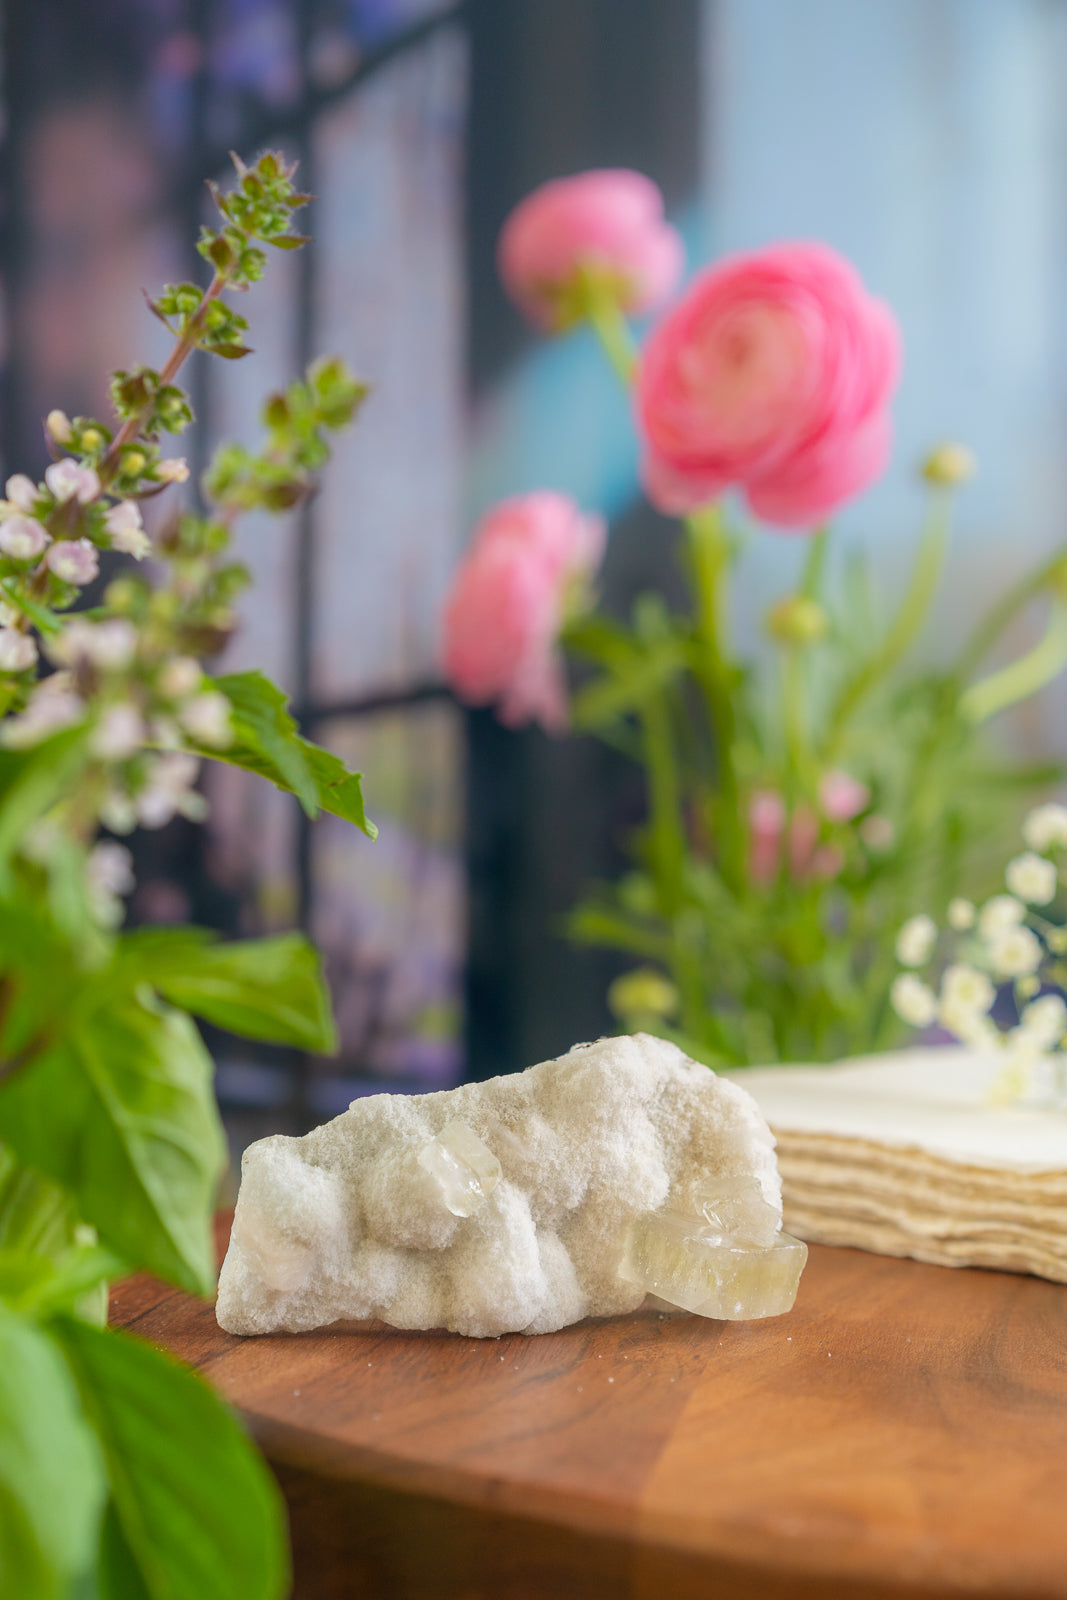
[619,1204,807,1321]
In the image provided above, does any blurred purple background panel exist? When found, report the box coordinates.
[308,702,466,1097]
[311,26,467,702]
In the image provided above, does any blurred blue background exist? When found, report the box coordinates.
[3,0,1066,1141]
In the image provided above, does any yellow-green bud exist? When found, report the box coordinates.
[46,409,72,445]
[607,968,680,1021]
[122,451,147,476]
[766,595,828,647]
[79,427,104,452]
[922,442,976,487]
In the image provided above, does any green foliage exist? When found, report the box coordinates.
[56,1318,289,1600]
[0,144,377,1598]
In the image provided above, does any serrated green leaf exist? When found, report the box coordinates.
[0,1306,106,1600]
[0,996,224,1296]
[206,670,375,835]
[54,1319,289,1600]
[143,932,337,1053]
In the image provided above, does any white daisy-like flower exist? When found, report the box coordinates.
[891,973,937,1028]
[896,914,937,968]
[1005,851,1058,906]
[977,894,1026,941]
[947,897,975,931]
[1018,993,1067,1049]
[939,995,1000,1051]
[941,963,995,1015]
[987,924,1043,981]
[1022,802,1067,853]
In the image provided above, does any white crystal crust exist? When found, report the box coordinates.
[217,1033,791,1339]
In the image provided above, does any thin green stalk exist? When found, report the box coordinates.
[685,505,744,891]
[640,695,686,915]
[800,526,828,599]
[780,648,814,800]
[959,601,1067,724]
[956,544,1067,681]
[584,293,638,385]
[824,486,954,758]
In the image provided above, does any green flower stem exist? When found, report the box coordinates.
[824,485,954,758]
[956,544,1067,681]
[582,288,638,386]
[639,694,686,915]
[959,600,1067,724]
[99,270,226,485]
[780,647,815,800]
[685,505,744,891]
[800,526,829,599]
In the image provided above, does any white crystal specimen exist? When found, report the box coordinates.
[217,1033,799,1339]
[417,1118,502,1216]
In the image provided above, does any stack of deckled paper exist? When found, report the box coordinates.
[731,1048,1067,1285]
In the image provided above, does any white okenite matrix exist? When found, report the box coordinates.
[217,1033,805,1339]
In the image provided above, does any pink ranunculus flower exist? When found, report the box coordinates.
[635,242,901,529]
[498,170,684,332]
[442,492,606,732]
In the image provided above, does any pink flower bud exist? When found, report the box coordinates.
[498,170,684,331]
[0,515,50,560]
[819,769,870,823]
[47,539,99,585]
[636,242,901,528]
[442,493,606,732]
[45,459,100,504]
[748,790,785,887]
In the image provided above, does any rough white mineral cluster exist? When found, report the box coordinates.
[217,1033,806,1338]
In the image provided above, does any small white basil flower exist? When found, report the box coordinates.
[891,973,937,1028]
[987,924,1043,981]
[104,500,151,560]
[1021,802,1067,853]
[895,913,937,968]
[45,459,100,504]
[1,682,84,747]
[0,629,37,672]
[156,457,190,484]
[157,656,202,700]
[1005,851,1057,906]
[4,474,38,512]
[47,539,99,585]
[940,963,994,1015]
[0,515,50,560]
[87,840,135,899]
[137,751,203,829]
[977,893,1026,941]
[947,897,975,931]
[90,703,147,761]
[178,690,233,748]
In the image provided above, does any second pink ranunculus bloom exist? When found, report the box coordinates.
[442,492,606,732]
[636,242,901,529]
[498,170,684,331]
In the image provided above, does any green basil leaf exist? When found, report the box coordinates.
[0,1306,105,1600]
[0,1244,120,1319]
[0,725,89,889]
[0,995,224,1296]
[150,932,338,1053]
[54,1319,289,1600]
[203,670,375,836]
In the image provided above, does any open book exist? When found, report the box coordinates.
[729,1049,1067,1284]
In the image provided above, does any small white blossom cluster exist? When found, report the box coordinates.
[890,802,1067,1105]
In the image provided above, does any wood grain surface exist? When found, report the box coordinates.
[111,1220,1067,1600]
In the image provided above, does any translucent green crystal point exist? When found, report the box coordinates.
[619,1207,807,1321]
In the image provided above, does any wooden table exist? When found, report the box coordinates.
[112,1226,1067,1600]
